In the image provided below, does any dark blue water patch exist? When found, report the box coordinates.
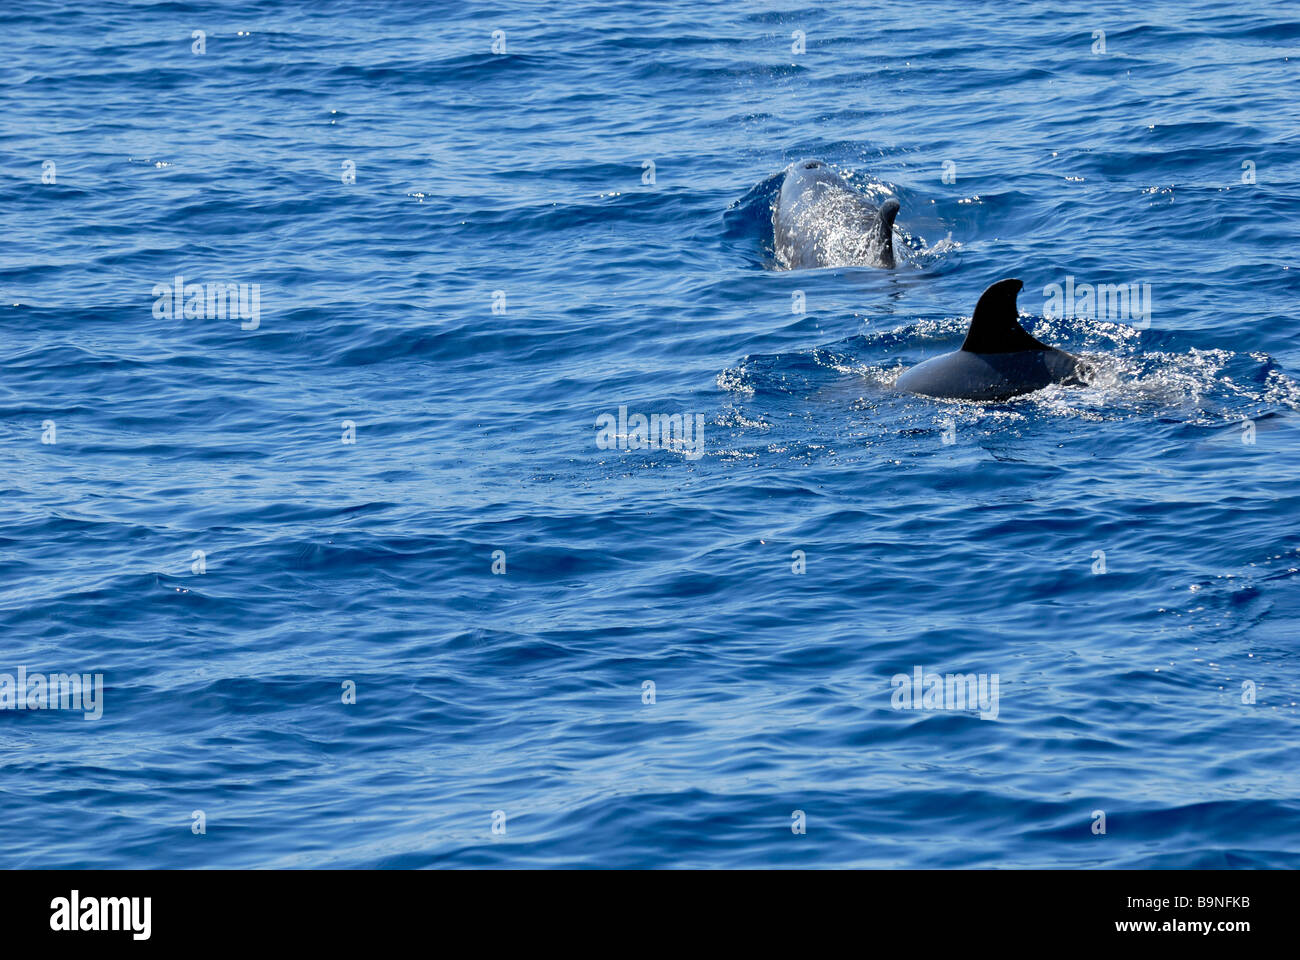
[722,170,783,265]
[0,0,1298,870]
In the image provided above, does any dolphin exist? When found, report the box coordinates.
[773,159,900,269]
[896,278,1090,401]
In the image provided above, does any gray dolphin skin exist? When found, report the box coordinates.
[896,279,1090,401]
[773,159,900,269]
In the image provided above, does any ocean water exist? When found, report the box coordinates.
[2,0,1299,869]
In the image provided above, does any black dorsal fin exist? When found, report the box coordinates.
[960,278,1048,353]
[876,198,899,238]
[874,198,899,266]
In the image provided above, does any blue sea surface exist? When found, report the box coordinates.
[2,0,1299,868]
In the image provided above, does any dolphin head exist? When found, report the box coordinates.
[784,158,838,188]
[775,160,900,269]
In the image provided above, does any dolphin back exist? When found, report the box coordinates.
[896,348,1083,401]
[896,278,1089,401]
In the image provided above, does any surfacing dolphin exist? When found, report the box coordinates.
[896,279,1090,401]
[773,159,900,269]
